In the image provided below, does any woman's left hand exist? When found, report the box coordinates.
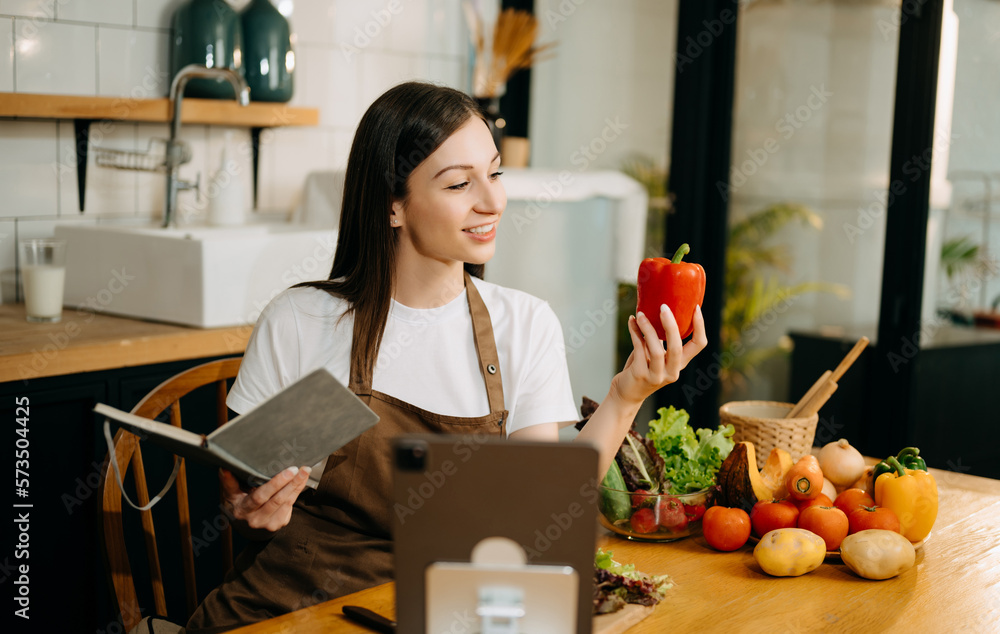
[611,303,708,407]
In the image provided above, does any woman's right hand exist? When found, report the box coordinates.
[220,466,312,540]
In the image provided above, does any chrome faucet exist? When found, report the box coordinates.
[163,64,250,228]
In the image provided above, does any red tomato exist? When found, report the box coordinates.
[629,508,658,534]
[702,506,751,551]
[656,497,688,531]
[848,505,901,535]
[795,493,833,512]
[798,506,849,551]
[833,488,875,516]
[631,489,657,509]
[684,503,707,522]
[750,499,799,538]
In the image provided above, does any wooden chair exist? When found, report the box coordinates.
[99,357,242,632]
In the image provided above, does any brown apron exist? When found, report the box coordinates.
[187,273,508,633]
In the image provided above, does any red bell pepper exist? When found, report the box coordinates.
[636,244,706,340]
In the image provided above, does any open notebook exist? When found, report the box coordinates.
[96,368,379,490]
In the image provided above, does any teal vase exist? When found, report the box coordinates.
[241,0,294,103]
[170,0,244,99]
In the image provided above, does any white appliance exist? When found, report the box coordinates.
[485,169,648,416]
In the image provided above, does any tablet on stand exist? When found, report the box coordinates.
[391,435,600,634]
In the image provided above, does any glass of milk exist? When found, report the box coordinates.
[19,239,67,323]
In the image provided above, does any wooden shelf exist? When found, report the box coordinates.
[0,92,319,210]
[0,92,319,127]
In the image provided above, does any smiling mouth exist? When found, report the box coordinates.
[464,223,496,235]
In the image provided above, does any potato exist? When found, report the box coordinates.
[840,529,915,580]
[753,528,827,577]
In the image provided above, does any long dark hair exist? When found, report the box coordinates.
[296,82,485,386]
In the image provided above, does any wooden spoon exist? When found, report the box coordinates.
[787,336,869,418]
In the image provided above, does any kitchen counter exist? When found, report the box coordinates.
[791,322,1000,349]
[228,463,1000,633]
[0,304,250,383]
[789,326,1000,480]
[0,304,252,632]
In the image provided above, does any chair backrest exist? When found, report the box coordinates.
[99,357,242,632]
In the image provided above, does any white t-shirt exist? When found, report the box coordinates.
[227,277,579,436]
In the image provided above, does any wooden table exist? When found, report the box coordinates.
[230,464,1000,633]
[0,303,250,382]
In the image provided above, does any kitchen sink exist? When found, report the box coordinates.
[54,223,337,328]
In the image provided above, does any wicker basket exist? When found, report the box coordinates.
[719,400,818,461]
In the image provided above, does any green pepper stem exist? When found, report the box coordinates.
[896,447,921,461]
[671,243,690,264]
[887,455,906,477]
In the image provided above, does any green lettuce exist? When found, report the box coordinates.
[595,548,673,597]
[646,406,735,493]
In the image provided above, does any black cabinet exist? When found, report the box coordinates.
[1,355,238,633]
[5,379,108,632]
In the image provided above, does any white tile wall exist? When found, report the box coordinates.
[0,120,59,217]
[0,18,12,91]
[2,1,468,216]
[425,0,467,57]
[358,49,418,108]
[330,0,409,50]
[59,0,133,27]
[0,219,14,302]
[260,125,337,211]
[384,0,430,54]
[2,0,469,292]
[530,0,679,171]
[0,0,53,19]
[57,120,139,216]
[135,0,183,30]
[97,27,170,98]
[15,19,97,95]
[292,0,339,45]
[415,55,464,89]
[296,43,361,128]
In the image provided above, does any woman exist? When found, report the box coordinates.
[187,82,706,632]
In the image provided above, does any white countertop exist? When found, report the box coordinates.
[500,168,648,283]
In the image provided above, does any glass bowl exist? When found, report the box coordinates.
[598,486,712,542]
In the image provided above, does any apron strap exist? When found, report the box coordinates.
[350,272,506,416]
[464,272,506,415]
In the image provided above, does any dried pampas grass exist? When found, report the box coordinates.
[464,3,555,98]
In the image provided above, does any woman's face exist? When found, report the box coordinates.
[392,116,506,267]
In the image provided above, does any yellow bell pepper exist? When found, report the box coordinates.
[873,456,938,542]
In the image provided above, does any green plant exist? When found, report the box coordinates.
[721,203,848,398]
[940,236,980,281]
[618,158,847,401]
[937,237,993,315]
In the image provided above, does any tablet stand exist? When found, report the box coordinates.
[425,537,580,634]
